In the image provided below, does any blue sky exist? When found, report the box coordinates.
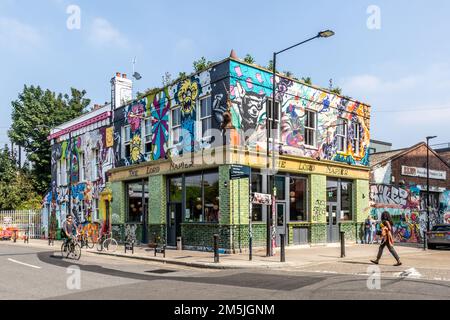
[1,0,449,149]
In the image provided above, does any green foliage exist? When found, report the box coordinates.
[193,57,213,73]
[0,147,41,210]
[301,77,312,85]
[8,85,90,195]
[178,72,188,80]
[330,87,343,95]
[162,72,172,87]
[244,54,255,64]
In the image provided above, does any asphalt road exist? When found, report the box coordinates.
[1,243,449,300]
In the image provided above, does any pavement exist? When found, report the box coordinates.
[5,238,450,282]
[1,240,449,300]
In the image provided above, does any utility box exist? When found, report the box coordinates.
[176,237,182,250]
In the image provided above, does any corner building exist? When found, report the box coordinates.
[107,56,371,251]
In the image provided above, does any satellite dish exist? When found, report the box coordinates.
[133,72,142,80]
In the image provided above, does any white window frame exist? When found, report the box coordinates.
[143,117,152,156]
[336,118,348,153]
[198,95,212,142]
[170,106,182,148]
[79,152,86,182]
[352,121,361,155]
[266,98,281,142]
[123,125,131,159]
[57,159,62,186]
[304,109,317,147]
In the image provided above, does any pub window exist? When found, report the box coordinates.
[79,152,86,182]
[266,99,281,139]
[251,172,263,222]
[171,107,182,147]
[199,96,212,141]
[305,110,317,147]
[336,118,348,153]
[340,181,353,221]
[352,121,361,154]
[126,180,149,223]
[65,156,70,185]
[123,125,131,159]
[289,176,307,222]
[92,149,100,181]
[144,118,152,156]
[203,172,220,223]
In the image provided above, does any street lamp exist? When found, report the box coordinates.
[426,135,437,233]
[266,30,335,257]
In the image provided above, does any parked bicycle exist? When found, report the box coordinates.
[78,230,95,249]
[96,231,118,252]
[61,236,81,260]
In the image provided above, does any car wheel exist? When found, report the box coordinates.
[427,243,436,250]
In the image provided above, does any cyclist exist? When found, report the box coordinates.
[62,215,79,247]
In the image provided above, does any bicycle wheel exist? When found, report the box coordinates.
[103,238,118,252]
[96,238,104,251]
[61,242,67,258]
[86,236,95,249]
[72,243,81,260]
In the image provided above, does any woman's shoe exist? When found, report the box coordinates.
[370,259,379,265]
[394,261,402,267]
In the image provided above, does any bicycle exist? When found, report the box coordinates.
[96,231,118,253]
[61,236,81,260]
[78,230,95,249]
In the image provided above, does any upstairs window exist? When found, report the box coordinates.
[336,118,348,152]
[305,110,317,147]
[352,122,361,154]
[144,118,152,156]
[199,96,212,141]
[171,107,181,147]
[92,149,100,181]
[267,99,281,140]
[124,125,131,159]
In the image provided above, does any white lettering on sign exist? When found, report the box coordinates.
[401,166,446,180]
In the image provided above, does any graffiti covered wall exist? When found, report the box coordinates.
[370,184,448,243]
[114,61,229,167]
[229,60,371,166]
[45,124,114,227]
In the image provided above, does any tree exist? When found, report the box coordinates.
[330,87,342,95]
[0,146,41,210]
[244,54,255,64]
[8,85,90,195]
[193,57,213,73]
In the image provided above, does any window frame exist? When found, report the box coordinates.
[198,95,213,142]
[336,118,348,153]
[266,98,281,142]
[352,121,361,155]
[304,109,318,147]
[170,106,182,148]
[143,117,152,157]
[123,125,131,159]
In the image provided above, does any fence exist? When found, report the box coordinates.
[0,210,43,239]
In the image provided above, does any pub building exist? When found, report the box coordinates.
[105,53,371,252]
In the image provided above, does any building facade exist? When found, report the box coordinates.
[106,56,371,251]
[370,143,450,243]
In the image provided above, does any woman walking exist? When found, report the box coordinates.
[371,211,402,266]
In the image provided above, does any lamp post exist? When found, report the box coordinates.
[426,136,437,233]
[266,30,335,257]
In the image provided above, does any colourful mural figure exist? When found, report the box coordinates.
[174,77,202,153]
[229,60,370,166]
[124,99,147,164]
[149,90,170,160]
[175,78,201,116]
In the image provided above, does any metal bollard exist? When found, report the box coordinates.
[340,231,346,258]
[280,234,286,262]
[249,235,252,261]
[213,234,219,263]
[423,230,427,251]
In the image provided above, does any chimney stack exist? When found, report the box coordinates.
[111,72,133,110]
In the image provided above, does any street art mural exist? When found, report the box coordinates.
[114,61,228,167]
[441,191,450,224]
[370,184,447,243]
[149,90,170,160]
[229,60,371,166]
[44,124,114,233]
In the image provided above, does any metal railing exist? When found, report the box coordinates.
[0,210,42,239]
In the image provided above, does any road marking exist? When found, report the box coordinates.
[393,268,422,279]
[7,258,42,269]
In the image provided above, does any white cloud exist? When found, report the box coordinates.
[88,18,129,49]
[0,17,43,51]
